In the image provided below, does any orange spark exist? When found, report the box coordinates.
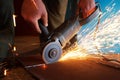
[60,43,88,61]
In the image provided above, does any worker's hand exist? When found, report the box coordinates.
[77,0,96,18]
[21,0,48,33]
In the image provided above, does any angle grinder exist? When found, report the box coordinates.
[39,5,100,64]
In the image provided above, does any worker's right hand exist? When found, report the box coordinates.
[21,0,48,33]
[77,0,96,18]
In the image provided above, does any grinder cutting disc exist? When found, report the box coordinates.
[42,41,62,64]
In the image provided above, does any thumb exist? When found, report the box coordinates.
[41,13,48,27]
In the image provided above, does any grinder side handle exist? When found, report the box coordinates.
[38,20,50,38]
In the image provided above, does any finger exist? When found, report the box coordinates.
[41,13,48,27]
[32,20,41,33]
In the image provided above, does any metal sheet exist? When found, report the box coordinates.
[18,54,120,80]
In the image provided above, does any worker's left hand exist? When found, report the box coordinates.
[21,0,48,33]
